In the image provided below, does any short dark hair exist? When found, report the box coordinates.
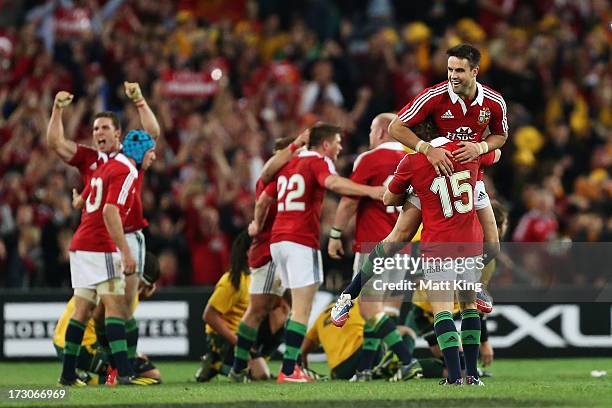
[308,123,342,148]
[93,111,121,130]
[274,136,295,152]
[446,44,481,69]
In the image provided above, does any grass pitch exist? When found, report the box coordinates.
[1,359,612,407]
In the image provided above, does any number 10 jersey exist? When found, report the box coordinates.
[69,154,138,252]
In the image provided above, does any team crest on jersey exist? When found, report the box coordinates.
[478,107,491,125]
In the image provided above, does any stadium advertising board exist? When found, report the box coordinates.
[1,290,611,359]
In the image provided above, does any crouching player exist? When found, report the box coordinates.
[301,301,448,380]
[195,231,290,381]
[53,252,162,384]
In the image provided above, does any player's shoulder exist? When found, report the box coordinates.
[480,83,506,104]
[353,141,405,170]
[416,81,448,99]
[480,83,503,98]
[215,272,232,288]
[298,150,335,174]
[108,153,139,178]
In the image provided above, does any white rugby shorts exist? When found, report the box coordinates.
[70,250,122,289]
[270,241,323,289]
[250,260,284,296]
[125,230,146,275]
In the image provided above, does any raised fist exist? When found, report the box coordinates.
[54,91,73,108]
[124,81,143,103]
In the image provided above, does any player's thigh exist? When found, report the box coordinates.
[98,278,128,318]
[249,260,284,298]
[123,272,139,313]
[426,289,454,316]
[276,241,323,290]
[125,230,146,275]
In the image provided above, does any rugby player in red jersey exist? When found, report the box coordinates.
[252,123,384,383]
[56,130,157,386]
[327,113,422,381]
[47,83,160,382]
[221,129,309,382]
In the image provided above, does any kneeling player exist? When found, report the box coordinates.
[195,231,289,381]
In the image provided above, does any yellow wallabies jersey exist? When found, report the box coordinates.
[205,272,251,335]
[306,301,364,369]
[53,295,141,348]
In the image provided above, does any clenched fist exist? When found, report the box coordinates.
[124,81,143,103]
[54,91,73,108]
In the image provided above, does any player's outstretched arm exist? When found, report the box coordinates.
[249,191,274,236]
[46,91,77,162]
[324,175,384,200]
[125,81,161,139]
[260,129,310,184]
[102,203,136,275]
[328,197,358,259]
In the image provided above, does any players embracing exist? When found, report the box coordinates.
[47,83,160,386]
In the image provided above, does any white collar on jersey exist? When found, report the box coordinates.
[298,150,323,158]
[430,137,453,147]
[375,141,405,151]
[447,81,484,114]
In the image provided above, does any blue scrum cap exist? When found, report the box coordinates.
[122,129,155,164]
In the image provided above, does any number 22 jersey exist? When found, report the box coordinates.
[267,151,336,249]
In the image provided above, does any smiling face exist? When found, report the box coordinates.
[322,133,342,161]
[447,56,478,98]
[92,117,121,153]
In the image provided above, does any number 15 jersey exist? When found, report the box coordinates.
[69,153,138,253]
[267,151,336,249]
[387,138,482,254]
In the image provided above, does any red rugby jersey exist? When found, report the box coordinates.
[70,154,138,252]
[350,142,406,252]
[268,151,336,249]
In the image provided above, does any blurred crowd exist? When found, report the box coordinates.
[0,0,610,289]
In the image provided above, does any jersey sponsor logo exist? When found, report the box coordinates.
[477,191,487,201]
[446,126,475,141]
[478,107,491,126]
[441,110,454,119]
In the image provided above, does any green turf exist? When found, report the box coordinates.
[1,359,612,407]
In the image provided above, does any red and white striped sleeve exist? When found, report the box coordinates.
[396,83,446,127]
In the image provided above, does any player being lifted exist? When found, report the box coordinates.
[228,131,310,382]
[252,123,384,383]
[327,113,422,381]
[48,83,161,379]
[332,44,507,385]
